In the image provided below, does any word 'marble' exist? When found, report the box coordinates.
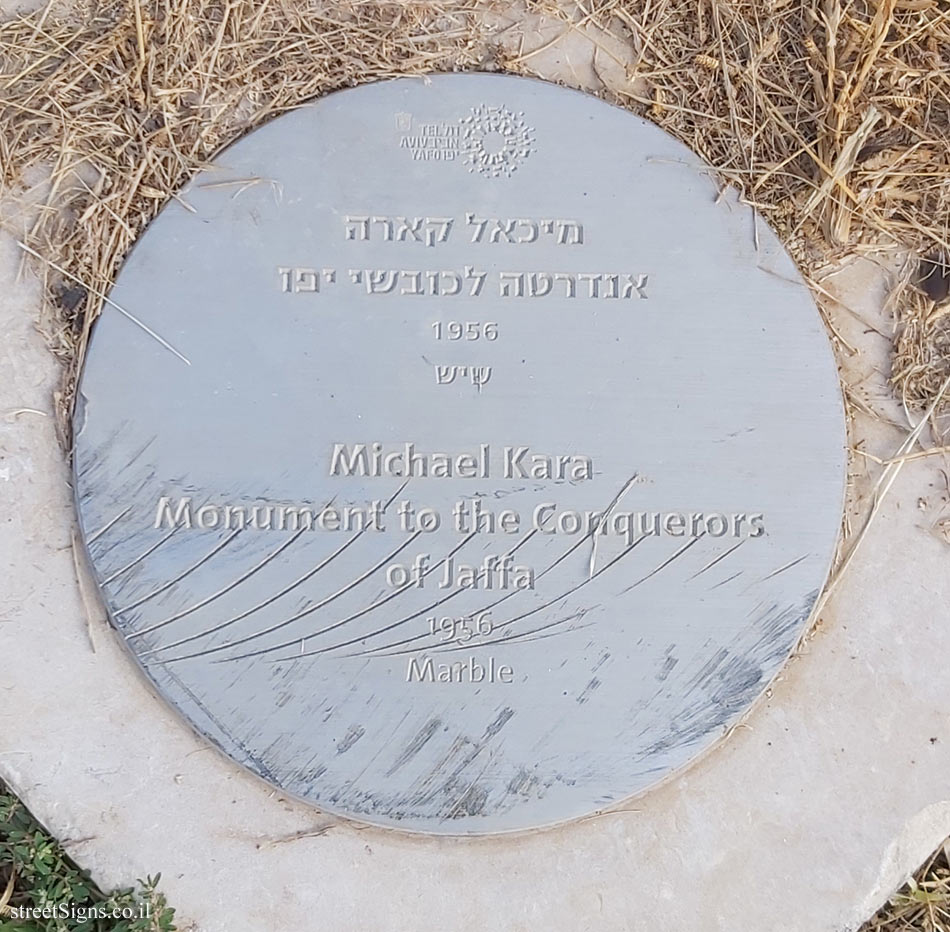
[406,655,515,685]
[329,442,594,481]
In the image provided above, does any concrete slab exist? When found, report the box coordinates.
[2,10,950,932]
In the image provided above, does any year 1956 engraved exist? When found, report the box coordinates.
[429,611,493,642]
[431,321,498,341]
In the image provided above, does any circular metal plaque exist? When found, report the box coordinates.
[74,74,846,834]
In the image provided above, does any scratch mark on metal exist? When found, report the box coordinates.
[759,553,811,582]
[349,473,651,660]
[709,570,742,590]
[168,529,425,663]
[259,531,480,661]
[117,528,241,616]
[387,718,442,776]
[140,481,408,652]
[441,753,495,821]
[133,527,309,640]
[589,473,638,578]
[577,676,601,704]
[381,533,643,659]
[323,528,541,660]
[86,505,133,544]
[339,709,412,797]
[336,725,365,755]
[621,535,703,593]
[464,534,648,642]
[484,707,515,739]
[101,527,177,585]
[688,539,744,580]
[140,524,364,650]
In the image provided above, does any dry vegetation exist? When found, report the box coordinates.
[0,0,949,925]
[864,843,950,931]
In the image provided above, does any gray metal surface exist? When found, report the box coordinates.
[73,74,846,835]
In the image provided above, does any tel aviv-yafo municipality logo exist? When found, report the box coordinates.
[460,105,534,177]
[396,105,535,177]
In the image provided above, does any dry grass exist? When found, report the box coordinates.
[863,843,950,931]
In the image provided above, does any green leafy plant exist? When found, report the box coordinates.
[0,783,175,931]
